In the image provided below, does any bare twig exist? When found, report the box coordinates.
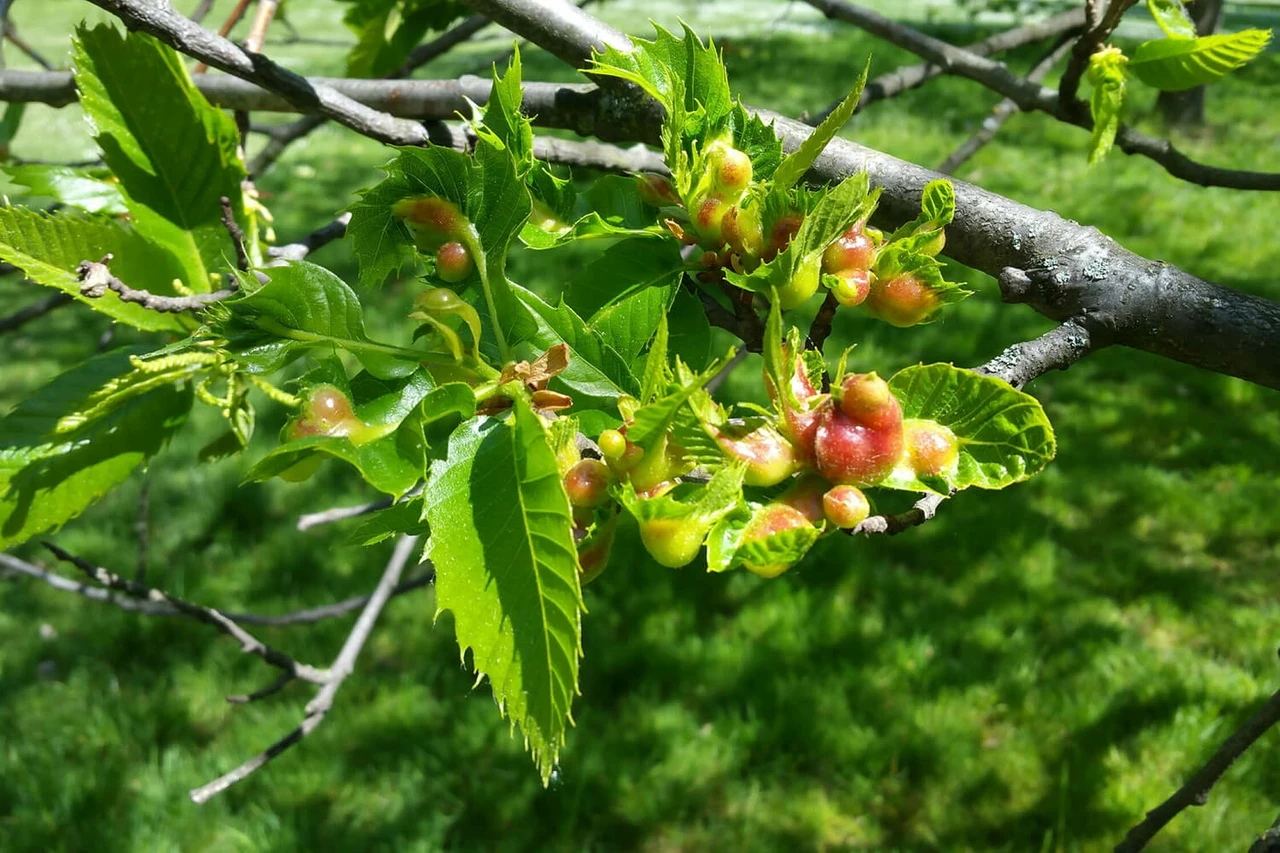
[226,672,294,705]
[189,535,421,804]
[297,495,396,532]
[193,0,252,74]
[219,195,250,272]
[0,291,72,333]
[77,255,234,312]
[189,0,215,26]
[3,22,54,71]
[939,35,1076,175]
[850,492,947,536]
[800,0,1280,191]
[244,0,279,54]
[807,7,1087,123]
[0,550,435,626]
[41,541,331,685]
[85,0,430,145]
[807,290,841,354]
[703,348,748,396]
[247,113,324,177]
[266,212,351,262]
[1250,814,1280,853]
[1115,680,1280,852]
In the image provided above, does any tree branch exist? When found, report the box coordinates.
[0,290,71,333]
[77,255,234,312]
[939,35,1076,175]
[976,316,1102,389]
[41,541,331,685]
[1115,678,1280,852]
[188,534,420,804]
[267,212,351,262]
[446,0,1280,390]
[800,0,1280,191]
[807,7,1086,124]
[851,492,947,536]
[1059,0,1138,108]
[84,0,430,146]
[0,549,436,627]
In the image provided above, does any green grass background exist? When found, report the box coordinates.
[1,1,1279,850]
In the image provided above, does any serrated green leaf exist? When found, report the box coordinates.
[341,0,468,77]
[346,497,430,546]
[4,165,127,215]
[1130,29,1272,91]
[639,312,671,403]
[566,236,685,320]
[773,59,869,193]
[0,348,192,548]
[666,286,713,372]
[0,207,188,333]
[1147,0,1197,39]
[521,176,665,250]
[883,363,1055,493]
[513,285,640,410]
[210,261,424,379]
[72,25,251,288]
[628,352,732,448]
[424,399,584,783]
[480,44,535,175]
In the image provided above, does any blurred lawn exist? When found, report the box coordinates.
[2,2,1279,851]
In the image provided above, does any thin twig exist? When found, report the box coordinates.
[266,212,351,263]
[1115,681,1280,852]
[219,195,250,272]
[807,290,840,354]
[850,492,947,536]
[0,291,72,333]
[193,0,252,74]
[3,22,53,71]
[1059,0,1138,109]
[939,35,1076,175]
[226,672,294,705]
[41,541,331,685]
[976,316,1102,390]
[807,7,1087,124]
[0,550,436,626]
[86,0,430,145]
[703,348,748,396]
[189,535,421,804]
[78,255,234,312]
[244,0,279,54]
[297,495,396,531]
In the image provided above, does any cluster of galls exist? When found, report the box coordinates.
[710,359,959,578]
[391,196,476,283]
[636,140,943,326]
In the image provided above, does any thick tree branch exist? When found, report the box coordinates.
[84,0,430,146]
[41,541,331,685]
[448,0,1280,390]
[808,7,1086,123]
[1115,679,1280,852]
[801,0,1280,191]
[188,534,420,804]
[939,35,1076,175]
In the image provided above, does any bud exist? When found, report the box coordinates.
[577,514,619,584]
[713,147,752,193]
[692,194,729,245]
[597,428,627,461]
[288,385,359,440]
[777,474,829,525]
[823,485,870,529]
[392,196,466,250]
[762,213,803,263]
[741,504,813,578]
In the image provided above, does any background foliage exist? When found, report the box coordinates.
[1,0,1278,850]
